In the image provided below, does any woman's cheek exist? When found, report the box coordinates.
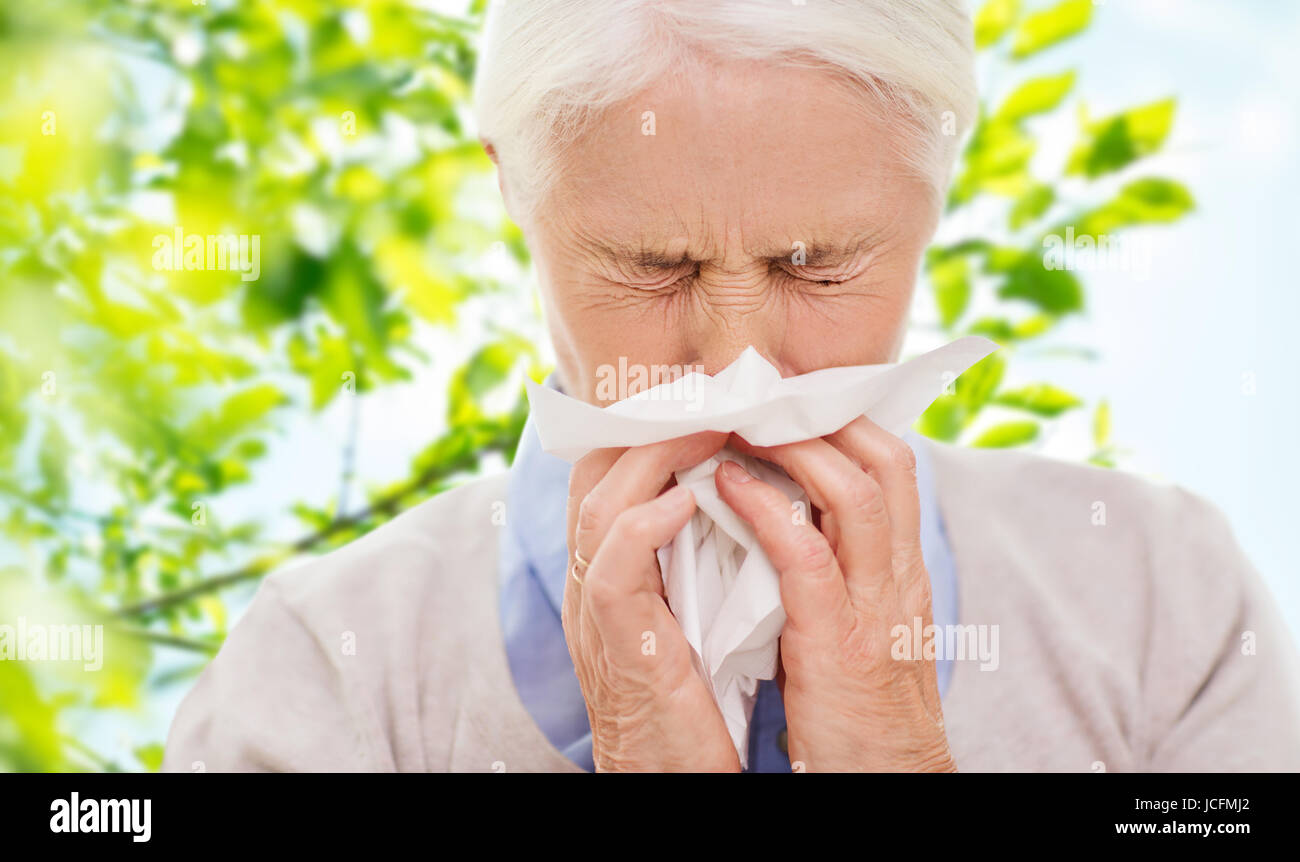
[555,296,689,403]
[776,292,910,369]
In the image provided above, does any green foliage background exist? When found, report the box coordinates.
[0,0,1191,771]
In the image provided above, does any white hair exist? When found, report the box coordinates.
[472,0,977,219]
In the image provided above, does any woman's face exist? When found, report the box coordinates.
[516,58,940,404]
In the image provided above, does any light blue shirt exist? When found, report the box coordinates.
[497,377,959,772]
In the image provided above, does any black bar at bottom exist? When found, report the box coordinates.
[2,772,1288,849]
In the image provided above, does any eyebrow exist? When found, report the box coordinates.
[788,242,868,267]
[601,248,692,269]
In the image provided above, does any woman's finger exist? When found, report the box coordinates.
[563,432,724,662]
[823,417,927,598]
[567,431,727,577]
[823,419,940,717]
[581,485,698,661]
[727,436,895,613]
[713,459,855,637]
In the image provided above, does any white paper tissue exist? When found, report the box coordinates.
[525,336,997,767]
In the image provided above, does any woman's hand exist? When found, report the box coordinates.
[716,418,957,772]
[564,431,740,772]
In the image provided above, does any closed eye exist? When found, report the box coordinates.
[774,262,854,286]
[616,266,697,291]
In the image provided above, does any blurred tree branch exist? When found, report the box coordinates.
[114,415,524,618]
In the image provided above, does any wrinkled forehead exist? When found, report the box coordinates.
[537,59,934,260]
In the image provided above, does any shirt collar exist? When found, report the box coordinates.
[504,379,574,617]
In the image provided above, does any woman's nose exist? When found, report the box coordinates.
[681,279,789,378]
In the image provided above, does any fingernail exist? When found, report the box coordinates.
[720,460,751,483]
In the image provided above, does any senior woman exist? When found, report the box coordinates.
[163,0,1300,772]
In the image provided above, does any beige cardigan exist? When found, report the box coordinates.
[161,441,1300,772]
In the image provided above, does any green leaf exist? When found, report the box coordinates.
[972,420,1040,448]
[1012,313,1055,339]
[1067,99,1177,178]
[217,457,251,485]
[464,342,517,398]
[966,317,1016,343]
[984,245,1028,273]
[185,384,286,452]
[930,254,971,329]
[951,118,1037,204]
[957,352,1006,412]
[926,239,993,267]
[1078,177,1195,234]
[993,383,1083,417]
[235,438,267,460]
[308,335,358,410]
[975,0,1021,49]
[321,242,392,357]
[375,235,464,325]
[916,395,967,442]
[995,71,1076,123]
[1010,183,1055,229]
[997,256,1084,314]
[243,249,324,329]
[965,313,1061,346]
[1011,0,1093,59]
[220,386,287,430]
[134,743,165,772]
[448,336,534,425]
[1093,399,1111,447]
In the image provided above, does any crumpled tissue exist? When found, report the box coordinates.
[525,336,997,766]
